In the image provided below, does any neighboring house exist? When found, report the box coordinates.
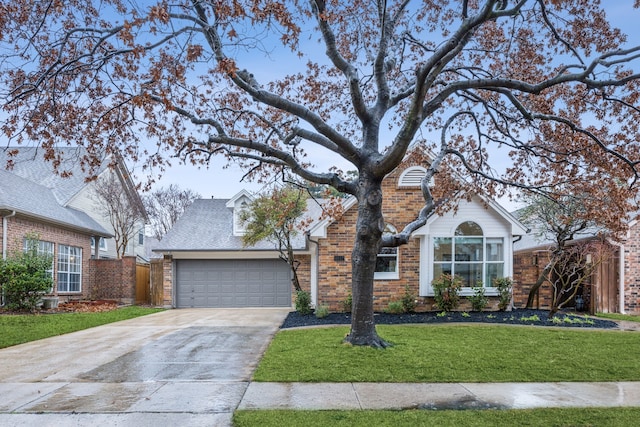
[154,163,528,310]
[513,221,639,315]
[0,147,147,302]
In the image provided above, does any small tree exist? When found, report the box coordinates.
[143,184,200,240]
[92,172,146,258]
[240,186,308,292]
[0,234,53,312]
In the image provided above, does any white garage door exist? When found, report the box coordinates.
[175,259,292,308]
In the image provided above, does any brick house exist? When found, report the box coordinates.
[155,163,527,310]
[513,221,639,315]
[0,147,146,303]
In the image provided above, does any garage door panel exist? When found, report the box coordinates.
[176,259,291,308]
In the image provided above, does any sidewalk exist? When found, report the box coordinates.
[239,381,640,410]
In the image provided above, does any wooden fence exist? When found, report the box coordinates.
[135,263,150,304]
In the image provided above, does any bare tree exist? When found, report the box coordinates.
[92,172,146,258]
[144,185,200,240]
[2,1,640,347]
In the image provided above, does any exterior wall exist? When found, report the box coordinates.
[624,223,640,314]
[162,255,174,307]
[87,256,137,304]
[512,249,554,309]
[2,215,94,300]
[67,169,146,260]
[316,165,426,312]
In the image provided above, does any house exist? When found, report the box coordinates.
[0,147,147,303]
[513,221,639,315]
[154,162,528,310]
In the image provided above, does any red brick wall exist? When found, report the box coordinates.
[316,165,429,312]
[87,256,136,303]
[512,250,554,309]
[623,223,640,314]
[2,215,94,300]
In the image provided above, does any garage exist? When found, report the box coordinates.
[175,259,292,308]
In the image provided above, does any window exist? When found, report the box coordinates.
[375,224,399,280]
[138,231,144,245]
[234,201,249,235]
[58,245,82,293]
[432,221,504,287]
[23,239,54,281]
[90,237,107,250]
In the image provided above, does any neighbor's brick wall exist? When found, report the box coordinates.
[316,165,428,312]
[162,255,174,307]
[624,223,640,314]
[2,215,94,300]
[87,256,136,304]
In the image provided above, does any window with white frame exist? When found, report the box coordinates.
[432,221,504,287]
[90,237,107,251]
[23,238,54,281]
[375,224,399,280]
[57,245,82,293]
[234,201,249,235]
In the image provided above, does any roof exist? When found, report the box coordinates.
[154,198,314,252]
[0,147,110,205]
[0,169,111,236]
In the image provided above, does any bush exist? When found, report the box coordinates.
[469,286,488,312]
[432,274,462,312]
[295,290,312,315]
[0,236,53,312]
[493,277,513,311]
[314,305,330,318]
[401,284,417,313]
[342,292,352,313]
[384,300,404,314]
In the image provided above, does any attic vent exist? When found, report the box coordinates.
[398,166,430,187]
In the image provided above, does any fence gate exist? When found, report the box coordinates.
[135,263,151,304]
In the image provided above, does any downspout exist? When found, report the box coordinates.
[2,211,16,260]
[306,233,319,308]
[607,238,626,314]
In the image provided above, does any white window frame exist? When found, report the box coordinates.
[91,237,107,251]
[431,221,505,295]
[23,239,55,290]
[234,201,249,236]
[57,245,82,293]
[374,224,399,280]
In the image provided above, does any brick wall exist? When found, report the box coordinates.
[87,256,137,304]
[162,255,173,307]
[512,250,554,309]
[624,223,640,314]
[316,164,431,312]
[2,215,94,300]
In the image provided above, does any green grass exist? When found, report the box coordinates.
[597,312,640,323]
[0,306,164,349]
[254,325,640,382]
[233,407,640,427]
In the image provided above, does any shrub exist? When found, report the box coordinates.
[469,286,488,312]
[400,284,417,313]
[295,290,312,315]
[384,301,404,314]
[314,305,330,318]
[493,277,513,311]
[0,235,53,312]
[432,274,462,312]
[341,292,352,313]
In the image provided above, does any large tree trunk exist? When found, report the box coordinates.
[344,178,390,348]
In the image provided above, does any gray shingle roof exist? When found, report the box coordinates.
[155,198,313,252]
[0,147,108,205]
[0,169,111,236]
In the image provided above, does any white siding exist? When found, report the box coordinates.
[414,196,515,296]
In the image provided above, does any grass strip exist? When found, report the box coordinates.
[0,306,164,349]
[254,324,640,382]
[597,313,640,323]
[234,407,640,427]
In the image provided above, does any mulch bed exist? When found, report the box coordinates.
[281,309,618,329]
[0,300,121,315]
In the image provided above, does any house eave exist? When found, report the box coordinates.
[0,205,113,238]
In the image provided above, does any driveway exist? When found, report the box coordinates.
[0,308,289,427]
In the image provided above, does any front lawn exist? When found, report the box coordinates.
[254,325,640,382]
[0,306,164,349]
[597,312,640,323]
[234,407,640,427]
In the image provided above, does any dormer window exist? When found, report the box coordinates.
[226,190,254,236]
[398,166,433,187]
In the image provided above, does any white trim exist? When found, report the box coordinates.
[225,189,254,208]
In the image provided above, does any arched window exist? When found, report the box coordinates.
[433,221,504,287]
[375,224,399,280]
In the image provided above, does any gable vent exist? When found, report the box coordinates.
[398,166,430,187]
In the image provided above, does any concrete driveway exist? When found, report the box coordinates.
[0,308,290,427]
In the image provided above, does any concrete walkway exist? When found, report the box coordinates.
[239,381,640,411]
